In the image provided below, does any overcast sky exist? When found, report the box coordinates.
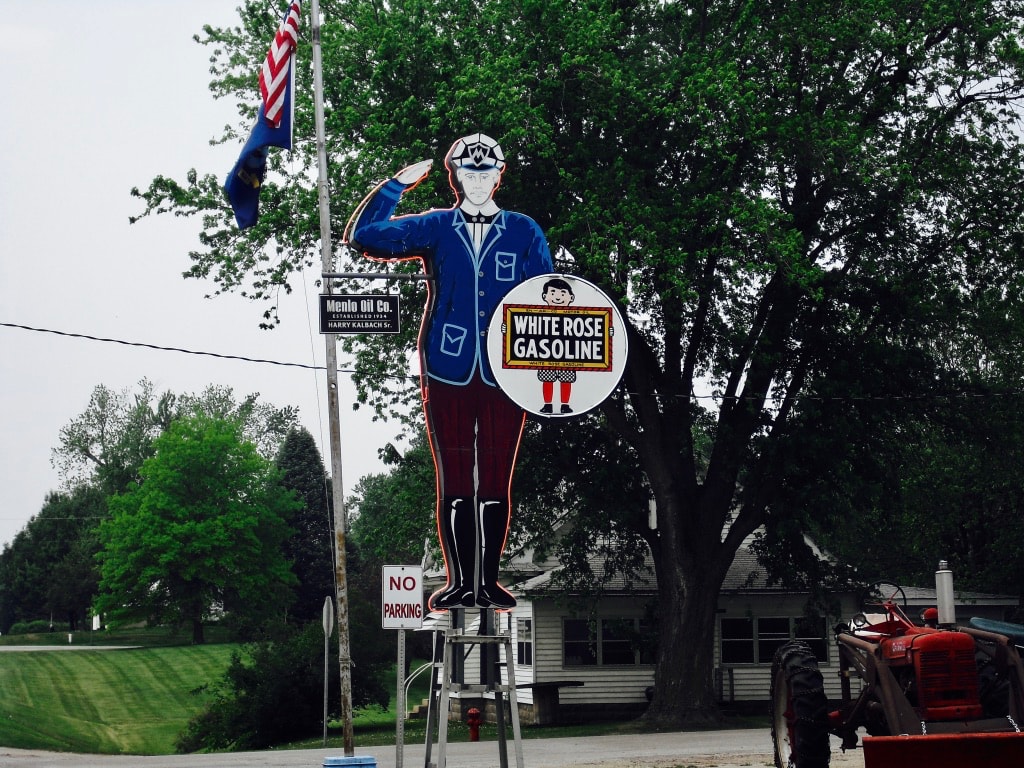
[0,1,399,548]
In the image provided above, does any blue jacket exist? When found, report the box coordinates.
[351,179,554,386]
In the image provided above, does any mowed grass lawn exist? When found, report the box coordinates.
[0,645,237,754]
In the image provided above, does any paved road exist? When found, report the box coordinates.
[1,731,864,768]
[0,646,138,651]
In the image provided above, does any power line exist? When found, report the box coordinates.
[4,321,1022,403]
[1,321,327,372]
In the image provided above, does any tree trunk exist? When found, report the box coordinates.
[191,616,205,645]
[643,552,727,726]
[634,441,741,727]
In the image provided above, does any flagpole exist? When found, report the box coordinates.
[310,0,356,757]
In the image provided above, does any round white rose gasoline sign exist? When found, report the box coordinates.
[486,274,628,418]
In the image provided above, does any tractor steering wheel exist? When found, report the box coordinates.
[862,581,908,612]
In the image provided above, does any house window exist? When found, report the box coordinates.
[720,617,755,664]
[563,619,598,666]
[757,617,792,663]
[563,618,656,666]
[601,619,636,665]
[793,616,828,660]
[517,618,533,666]
[720,616,828,665]
[638,619,657,665]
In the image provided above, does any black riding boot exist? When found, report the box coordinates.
[476,499,516,609]
[429,497,477,610]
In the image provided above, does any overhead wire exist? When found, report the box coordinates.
[0,320,406,379]
[4,320,1024,403]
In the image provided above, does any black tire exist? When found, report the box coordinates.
[770,640,831,768]
[977,652,1010,718]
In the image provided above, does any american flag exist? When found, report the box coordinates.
[224,1,302,229]
[259,1,301,129]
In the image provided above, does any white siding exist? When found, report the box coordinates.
[519,592,859,706]
[532,598,655,705]
[510,602,536,702]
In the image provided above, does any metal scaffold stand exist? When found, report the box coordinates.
[423,609,524,768]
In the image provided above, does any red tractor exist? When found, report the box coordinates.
[770,567,1024,767]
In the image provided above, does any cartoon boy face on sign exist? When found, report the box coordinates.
[346,134,554,611]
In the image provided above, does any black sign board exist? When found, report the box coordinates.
[319,294,401,334]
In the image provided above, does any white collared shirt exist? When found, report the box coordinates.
[460,201,500,252]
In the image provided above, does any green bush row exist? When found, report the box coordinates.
[7,619,55,635]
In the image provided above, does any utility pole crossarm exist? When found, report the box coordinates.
[323,272,430,280]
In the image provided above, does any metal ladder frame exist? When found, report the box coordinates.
[423,610,524,768]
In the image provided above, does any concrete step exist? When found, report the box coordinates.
[408,697,431,719]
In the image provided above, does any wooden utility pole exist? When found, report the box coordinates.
[310,0,355,756]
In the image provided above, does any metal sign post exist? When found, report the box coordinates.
[382,565,423,768]
[397,627,406,768]
[323,595,335,746]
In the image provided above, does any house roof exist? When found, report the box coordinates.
[899,585,1017,608]
[721,545,768,591]
[516,542,772,596]
[511,541,1018,611]
[515,559,657,596]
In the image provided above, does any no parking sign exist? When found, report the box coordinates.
[381,565,423,629]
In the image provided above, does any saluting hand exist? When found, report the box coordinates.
[395,159,433,186]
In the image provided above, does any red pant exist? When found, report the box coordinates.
[423,376,525,499]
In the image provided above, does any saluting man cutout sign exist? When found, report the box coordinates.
[347,133,554,610]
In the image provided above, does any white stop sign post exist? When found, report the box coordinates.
[382,565,423,768]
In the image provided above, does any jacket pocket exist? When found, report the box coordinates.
[440,323,468,357]
[495,251,517,281]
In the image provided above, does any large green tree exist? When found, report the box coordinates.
[95,414,299,643]
[0,485,105,633]
[349,432,436,566]
[133,0,1024,723]
[53,379,299,496]
[275,426,336,623]
[52,379,174,496]
[787,317,1024,606]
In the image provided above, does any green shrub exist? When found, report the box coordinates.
[175,621,389,752]
[8,620,54,635]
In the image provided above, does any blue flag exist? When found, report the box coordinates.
[224,2,300,230]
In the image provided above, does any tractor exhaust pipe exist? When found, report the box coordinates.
[936,559,956,628]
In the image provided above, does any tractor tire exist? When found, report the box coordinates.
[770,640,831,768]
[977,653,1010,718]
